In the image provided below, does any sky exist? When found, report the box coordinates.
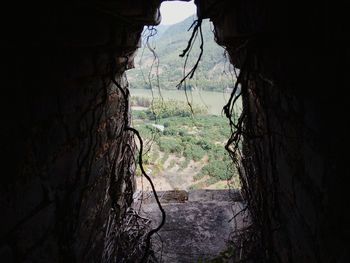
[159,0,197,25]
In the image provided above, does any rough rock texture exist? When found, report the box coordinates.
[0,0,348,262]
[199,0,349,261]
[134,190,248,262]
[0,1,161,262]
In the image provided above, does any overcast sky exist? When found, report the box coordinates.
[159,0,197,25]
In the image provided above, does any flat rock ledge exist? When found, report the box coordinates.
[133,189,249,262]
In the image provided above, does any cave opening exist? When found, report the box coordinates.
[124,1,247,261]
[127,0,242,193]
[1,0,348,262]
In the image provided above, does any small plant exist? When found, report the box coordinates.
[179,159,190,170]
[209,246,235,262]
[168,159,176,169]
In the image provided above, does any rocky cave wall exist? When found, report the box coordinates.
[0,1,161,262]
[0,0,349,262]
[201,0,348,262]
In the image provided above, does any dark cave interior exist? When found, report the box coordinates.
[0,0,349,262]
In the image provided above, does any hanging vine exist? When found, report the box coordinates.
[108,54,166,262]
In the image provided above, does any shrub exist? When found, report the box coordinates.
[196,139,212,150]
[160,152,169,164]
[193,172,206,181]
[200,161,231,180]
[205,177,220,186]
[145,98,207,119]
[163,128,177,136]
[179,159,190,170]
[183,145,205,162]
[178,130,188,137]
[159,138,183,154]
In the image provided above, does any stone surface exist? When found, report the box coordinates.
[134,189,249,262]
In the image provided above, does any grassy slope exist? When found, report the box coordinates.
[133,113,240,190]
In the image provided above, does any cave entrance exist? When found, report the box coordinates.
[127,0,242,193]
[125,1,247,261]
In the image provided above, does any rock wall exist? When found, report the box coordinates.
[0,0,348,262]
[0,1,161,262]
[199,0,349,261]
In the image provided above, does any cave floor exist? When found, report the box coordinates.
[133,189,248,262]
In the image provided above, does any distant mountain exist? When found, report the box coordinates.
[127,16,236,92]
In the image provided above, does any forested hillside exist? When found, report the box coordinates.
[127,16,235,92]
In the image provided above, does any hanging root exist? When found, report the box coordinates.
[111,72,166,262]
[176,18,204,116]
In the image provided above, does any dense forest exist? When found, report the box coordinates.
[127,15,236,92]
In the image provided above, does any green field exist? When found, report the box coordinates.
[132,97,241,190]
